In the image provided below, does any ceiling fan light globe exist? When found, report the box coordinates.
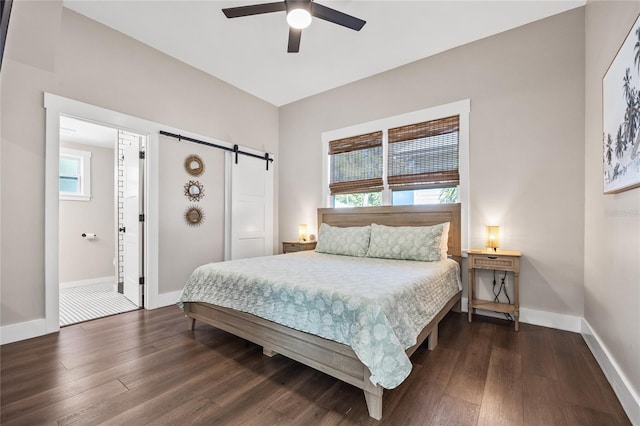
[287,8,312,29]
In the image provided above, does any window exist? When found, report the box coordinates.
[329,131,383,207]
[334,192,382,208]
[324,101,468,209]
[59,148,91,201]
[392,187,458,206]
[59,157,80,193]
[388,115,459,205]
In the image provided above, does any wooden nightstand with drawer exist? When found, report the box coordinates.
[467,249,522,330]
[282,241,317,254]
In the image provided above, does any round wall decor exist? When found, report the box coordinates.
[185,205,205,227]
[184,180,205,202]
[184,154,204,176]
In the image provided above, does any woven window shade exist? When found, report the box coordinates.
[329,131,383,195]
[387,116,459,190]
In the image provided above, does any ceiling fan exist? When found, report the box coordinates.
[222,0,366,53]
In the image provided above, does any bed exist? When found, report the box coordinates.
[179,204,462,420]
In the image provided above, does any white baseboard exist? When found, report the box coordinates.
[518,307,582,332]
[60,276,116,289]
[0,319,49,345]
[582,319,640,425]
[3,288,181,344]
[461,297,582,332]
[151,290,182,310]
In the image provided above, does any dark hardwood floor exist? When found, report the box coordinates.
[0,306,630,425]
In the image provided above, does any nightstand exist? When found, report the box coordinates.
[282,241,317,253]
[467,249,522,331]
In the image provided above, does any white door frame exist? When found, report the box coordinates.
[121,131,144,307]
[44,93,165,333]
[44,92,272,341]
[44,93,274,335]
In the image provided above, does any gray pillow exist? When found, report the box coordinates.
[315,223,371,257]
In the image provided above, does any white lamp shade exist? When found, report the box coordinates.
[298,224,308,241]
[485,226,500,250]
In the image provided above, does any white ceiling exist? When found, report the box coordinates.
[60,115,118,148]
[64,0,585,106]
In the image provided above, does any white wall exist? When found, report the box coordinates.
[0,1,279,327]
[59,141,115,283]
[158,135,225,294]
[279,9,586,320]
[584,0,640,418]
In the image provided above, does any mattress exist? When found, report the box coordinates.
[178,250,461,389]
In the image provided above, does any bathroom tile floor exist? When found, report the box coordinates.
[59,281,138,326]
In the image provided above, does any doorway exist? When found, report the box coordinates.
[58,115,144,326]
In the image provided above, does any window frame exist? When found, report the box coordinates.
[59,147,92,201]
[322,99,470,250]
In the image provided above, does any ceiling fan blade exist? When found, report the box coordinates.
[310,2,365,31]
[222,2,286,18]
[288,28,301,53]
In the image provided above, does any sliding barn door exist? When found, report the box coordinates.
[225,153,274,260]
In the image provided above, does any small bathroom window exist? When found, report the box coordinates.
[59,148,91,201]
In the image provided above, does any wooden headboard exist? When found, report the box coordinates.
[317,204,462,263]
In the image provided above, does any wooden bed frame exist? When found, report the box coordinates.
[183,204,462,420]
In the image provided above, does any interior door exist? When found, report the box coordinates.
[225,153,274,260]
[122,131,143,306]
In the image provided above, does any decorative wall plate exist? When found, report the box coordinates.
[184,180,205,202]
[184,154,204,176]
[185,205,205,227]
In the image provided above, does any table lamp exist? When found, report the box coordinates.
[485,225,500,251]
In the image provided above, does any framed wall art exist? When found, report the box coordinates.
[603,13,640,194]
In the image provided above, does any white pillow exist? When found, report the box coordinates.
[366,222,449,262]
[315,223,371,257]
